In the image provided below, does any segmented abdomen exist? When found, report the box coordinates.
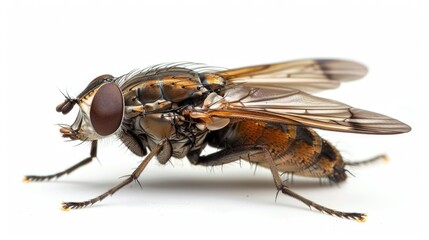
[207,120,347,182]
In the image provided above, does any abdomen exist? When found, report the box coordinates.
[207,120,347,182]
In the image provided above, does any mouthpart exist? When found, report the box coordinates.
[59,126,83,140]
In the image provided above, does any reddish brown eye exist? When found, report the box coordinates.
[90,83,124,136]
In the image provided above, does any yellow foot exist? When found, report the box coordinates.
[22,177,30,183]
[61,203,71,212]
[357,214,367,223]
[382,155,390,163]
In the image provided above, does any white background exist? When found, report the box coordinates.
[1,0,426,239]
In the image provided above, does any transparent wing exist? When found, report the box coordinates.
[189,88,411,134]
[215,59,368,93]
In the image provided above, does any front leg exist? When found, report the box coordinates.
[24,141,98,182]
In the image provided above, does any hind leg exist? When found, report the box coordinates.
[190,145,366,221]
[345,154,388,166]
[262,150,366,221]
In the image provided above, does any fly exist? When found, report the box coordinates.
[24,59,411,221]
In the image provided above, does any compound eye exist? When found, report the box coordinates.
[90,83,124,136]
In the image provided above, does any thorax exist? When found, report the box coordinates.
[119,68,210,159]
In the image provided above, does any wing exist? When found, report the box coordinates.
[214,59,367,93]
[189,88,411,134]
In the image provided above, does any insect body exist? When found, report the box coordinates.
[25,59,411,221]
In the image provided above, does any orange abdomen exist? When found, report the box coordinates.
[208,120,347,182]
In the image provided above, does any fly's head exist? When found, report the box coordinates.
[56,74,125,141]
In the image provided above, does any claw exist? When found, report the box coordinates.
[382,155,390,163]
[22,177,30,183]
[61,204,71,212]
[61,202,73,211]
[356,213,367,222]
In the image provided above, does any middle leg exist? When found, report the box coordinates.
[62,139,167,210]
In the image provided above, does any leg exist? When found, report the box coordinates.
[191,146,366,222]
[263,150,366,222]
[345,154,388,166]
[190,145,264,166]
[24,141,98,182]
[62,139,166,210]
